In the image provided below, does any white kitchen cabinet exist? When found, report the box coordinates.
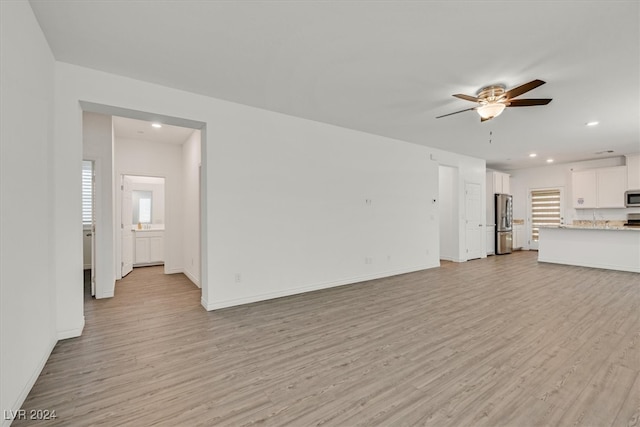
[572,169,597,208]
[488,171,510,195]
[626,154,640,190]
[513,224,525,249]
[486,171,511,225]
[494,172,510,195]
[572,166,626,208]
[134,230,164,265]
[486,225,495,255]
[597,167,627,208]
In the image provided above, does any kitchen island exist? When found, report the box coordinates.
[538,225,640,273]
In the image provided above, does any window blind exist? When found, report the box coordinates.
[82,161,93,226]
[531,189,561,241]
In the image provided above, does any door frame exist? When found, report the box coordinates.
[119,173,166,275]
[81,102,206,304]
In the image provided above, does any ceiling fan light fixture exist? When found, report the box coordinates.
[476,103,506,120]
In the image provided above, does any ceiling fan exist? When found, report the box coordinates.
[436,79,552,122]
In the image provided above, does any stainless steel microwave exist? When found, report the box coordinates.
[625,190,640,207]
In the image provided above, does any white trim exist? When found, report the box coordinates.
[132,262,165,268]
[163,266,183,275]
[95,290,114,299]
[2,338,57,427]
[200,264,438,311]
[183,268,201,288]
[57,316,85,340]
[440,256,466,263]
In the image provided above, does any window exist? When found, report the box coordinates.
[530,188,562,241]
[82,160,93,226]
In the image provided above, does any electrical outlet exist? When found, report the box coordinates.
[235,273,241,283]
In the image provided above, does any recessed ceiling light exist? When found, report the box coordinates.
[151,123,162,128]
[529,153,537,158]
[586,121,599,126]
[546,158,554,163]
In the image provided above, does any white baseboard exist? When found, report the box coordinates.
[183,268,201,288]
[440,256,466,262]
[57,316,85,340]
[3,337,57,427]
[201,263,437,311]
[95,290,114,299]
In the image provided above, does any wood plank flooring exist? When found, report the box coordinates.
[16,252,640,426]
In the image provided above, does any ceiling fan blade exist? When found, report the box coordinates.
[436,107,477,119]
[504,79,546,99]
[453,93,480,102]
[507,98,552,107]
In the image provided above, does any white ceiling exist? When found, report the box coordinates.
[30,1,639,170]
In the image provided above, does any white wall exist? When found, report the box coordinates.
[115,138,183,275]
[51,61,488,318]
[83,112,116,298]
[510,156,640,249]
[0,0,57,422]
[439,166,458,261]
[182,130,201,287]
[206,112,440,308]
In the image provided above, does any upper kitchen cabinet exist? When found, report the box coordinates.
[626,154,640,190]
[486,171,511,225]
[489,171,511,195]
[572,166,627,208]
[572,170,597,208]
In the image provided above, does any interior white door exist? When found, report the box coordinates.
[121,175,134,277]
[465,182,483,260]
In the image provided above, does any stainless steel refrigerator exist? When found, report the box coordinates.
[495,193,513,255]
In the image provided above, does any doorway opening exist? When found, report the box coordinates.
[121,175,166,277]
[82,159,96,298]
[81,102,206,308]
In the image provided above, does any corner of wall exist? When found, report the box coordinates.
[57,316,85,340]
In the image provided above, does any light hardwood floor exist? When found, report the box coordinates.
[16,252,639,426]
